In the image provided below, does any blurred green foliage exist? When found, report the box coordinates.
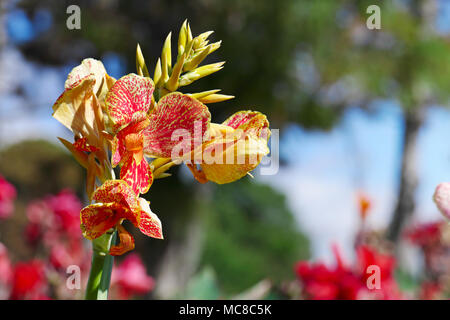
[0,140,84,199]
[200,179,310,294]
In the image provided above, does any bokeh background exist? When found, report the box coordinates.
[1,0,450,299]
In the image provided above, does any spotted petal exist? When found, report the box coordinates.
[195,110,270,184]
[136,198,163,239]
[111,113,149,167]
[106,74,154,129]
[120,157,153,196]
[73,137,99,153]
[80,203,125,240]
[92,180,140,215]
[143,93,211,159]
[223,111,270,138]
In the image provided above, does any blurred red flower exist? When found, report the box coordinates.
[0,243,12,290]
[295,245,401,300]
[405,221,443,248]
[10,260,48,300]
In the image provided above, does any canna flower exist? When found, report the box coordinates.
[80,180,162,256]
[185,111,270,184]
[107,75,211,195]
[106,74,155,195]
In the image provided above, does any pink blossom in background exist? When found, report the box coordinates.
[0,243,13,299]
[434,183,450,220]
[0,175,17,219]
[111,253,154,299]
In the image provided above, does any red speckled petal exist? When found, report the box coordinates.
[143,92,211,158]
[136,198,163,239]
[80,203,125,240]
[92,180,140,213]
[223,111,270,138]
[112,114,149,167]
[106,74,154,129]
[73,137,99,153]
[120,157,153,196]
[109,225,135,256]
[111,134,127,167]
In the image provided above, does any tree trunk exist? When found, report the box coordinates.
[387,109,423,243]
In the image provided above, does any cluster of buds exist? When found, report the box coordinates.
[138,20,233,104]
[51,21,271,257]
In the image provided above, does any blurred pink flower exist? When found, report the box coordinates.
[0,175,17,219]
[434,183,450,220]
[111,253,154,299]
[46,189,82,238]
[0,243,12,286]
[25,189,83,247]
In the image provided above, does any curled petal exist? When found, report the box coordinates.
[120,157,153,196]
[80,203,124,240]
[186,164,208,184]
[65,58,113,102]
[52,78,99,138]
[136,198,163,239]
[92,180,140,214]
[144,92,211,158]
[434,183,450,220]
[106,74,154,129]
[194,110,270,184]
[200,135,269,184]
[109,225,135,256]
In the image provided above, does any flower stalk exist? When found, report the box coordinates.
[85,230,117,300]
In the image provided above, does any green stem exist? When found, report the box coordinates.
[85,230,117,300]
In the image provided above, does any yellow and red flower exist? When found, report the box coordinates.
[80,180,162,256]
[186,110,270,184]
[107,77,211,195]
